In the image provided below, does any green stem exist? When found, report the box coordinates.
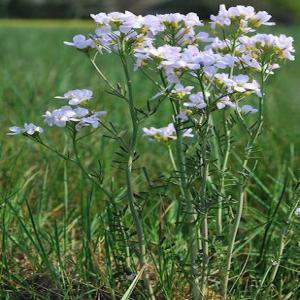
[218,112,231,236]
[175,117,200,299]
[221,92,264,299]
[200,214,209,297]
[167,144,178,171]
[120,49,155,300]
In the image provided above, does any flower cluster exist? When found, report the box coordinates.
[210,5,274,32]
[45,89,106,131]
[55,89,94,105]
[8,89,106,135]
[10,5,295,144]
[8,123,44,136]
[65,11,205,53]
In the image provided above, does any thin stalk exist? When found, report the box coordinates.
[63,162,68,255]
[218,112,231,236]
[89,51,123,97]
[119,49,155,300]
[254,264,273,299]
[264,234,286,297]
[200,214,209,297]
[167,144,178,171]
[195,73,212,298]
[221,76,265,299]
[174,114,200,299]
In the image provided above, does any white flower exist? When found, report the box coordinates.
[75,111,107,131]
[43,106,89,127]
[295,208,300,216]
[214,73,261,96]
[184,93,207,110]
[210,5,274,32]
[239,34,295,61]
[171,84,194,97]
[250,11,275,27]
[90,12,111,25]
[196,32,213,43]
[143,15,165,35]
[157,12,203,29]
[8,123,44,135]
[240,55,261,71]
[216,96,236,109]
[185,12,203,27]
[239,105,258,114]
[143,123,193,141]
[64,35,94,50]
[210,4,231,29]
[176,111,189,121]
[55,89,93,105]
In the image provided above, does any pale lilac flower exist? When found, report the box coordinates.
[143,15,165,35]
[214,73,262,96]
[75,111,107,131]
[171,84,194,97]
[64,35,94,50]
[8,123,43,135]
[196,32,213,43]
[90,12,111,26]
[143,123,193,142]
[250,11,275,27]
[185,12,203,27]
[55,89,93,105]
[159,13,185,26]
[216,96,236,109]
[184,93,207,110]
[43,106,89,127]
[176,111,189,121]
[210,5,274,32]
[210,4,231,29]
[239,34,295,61]
[240,55,261,71]
[240,105,258,114]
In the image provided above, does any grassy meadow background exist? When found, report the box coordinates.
[0,20,300,298]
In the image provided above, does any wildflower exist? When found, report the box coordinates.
[64,34,94,50]
[207,37,233,53]
[216,96,236,109]
[55,89,93,105]
[210,5,274,32]
[239,55,261,71]
[176,111,190,121]
[214,73,262,97]
[43,106,89,127]
[184,93,207,110]
[142,15,165,36]
[75,111,107,131]
[210,4,232,29]
[239,104,258,114]
[196,32,213,43]
[295,208,300,216]
[239,34,295,61]
[8,123,44,135]
[171,84,194,98]
[249,11,275,28]
[143,123,193,142]
[181,46,235,72]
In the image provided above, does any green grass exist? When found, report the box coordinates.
[0,20,299,299]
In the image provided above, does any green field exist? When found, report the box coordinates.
[0,21,299,299]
